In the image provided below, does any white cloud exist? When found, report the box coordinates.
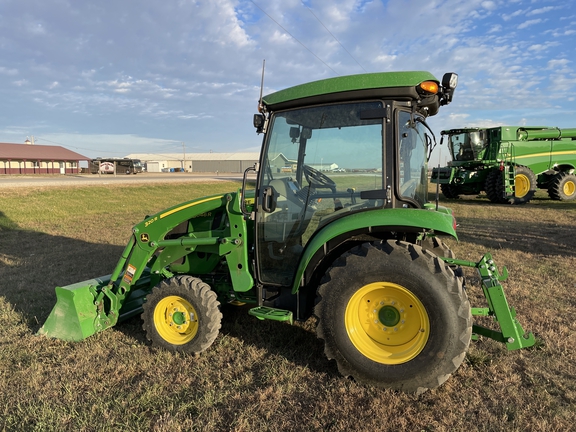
[527,7,556,16]
[1,0,575,155]
[547,59,571,70]
[29,23,46,35]
[528,41,559,52]
[0,67,18,75]
[481,1,497,11]
[449,113,471,122]
[518,19,542,29]
[502,9,525,21]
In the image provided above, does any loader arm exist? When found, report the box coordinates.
[39,191,254,341]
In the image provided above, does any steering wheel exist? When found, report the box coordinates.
[303,165,337,192]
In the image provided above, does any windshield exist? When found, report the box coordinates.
[257,101,384,285]
[448,130,487,161]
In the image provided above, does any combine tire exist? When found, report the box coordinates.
[512,165,537,204]
[440,184,461,199]
[485,167,536,204]
[485,170,507,203]
[548,172,576,201]
[315,240,471,394]
[142,275,222,353]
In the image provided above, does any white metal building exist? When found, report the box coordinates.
[126,152,260,173]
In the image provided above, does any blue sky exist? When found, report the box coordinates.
[1,0,575,163]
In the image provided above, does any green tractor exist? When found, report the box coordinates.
[39,71,534,393]
[431,126,576,204]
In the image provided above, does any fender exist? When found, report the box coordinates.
[291,207,457,294]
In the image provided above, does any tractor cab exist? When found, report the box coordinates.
[253,100,432,287]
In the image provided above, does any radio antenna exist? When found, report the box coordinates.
[258,59,266,112]
[436,154,444,211]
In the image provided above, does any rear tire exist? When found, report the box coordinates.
[315,240,472,394]
[548,172,576,201]
[142,275,222,353]
[419,236,464,282]
[419,236,455,259]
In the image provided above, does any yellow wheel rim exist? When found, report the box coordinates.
[153,295,199,345]
[563,180,575,197]
[345,282,430,365]
[515,173,530,198]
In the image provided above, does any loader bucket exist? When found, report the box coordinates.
[39,272,152,342]
[38,276,111,341]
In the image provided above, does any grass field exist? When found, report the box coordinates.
[1,181,576,431]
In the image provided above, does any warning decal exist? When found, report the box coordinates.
[123,264,137,284]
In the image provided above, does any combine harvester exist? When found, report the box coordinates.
[39,70,534,393]
[432,126,576,204]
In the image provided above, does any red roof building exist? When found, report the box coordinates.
[0,142,89,175]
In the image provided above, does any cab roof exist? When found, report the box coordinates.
[262,71,440,113]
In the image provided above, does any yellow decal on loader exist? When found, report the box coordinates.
[160,196,223,219]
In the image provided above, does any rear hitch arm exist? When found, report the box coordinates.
[442,253,536,350]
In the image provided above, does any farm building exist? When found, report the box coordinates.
[0,142,89,175]
[125,152,338,174]
[126,152,260,173]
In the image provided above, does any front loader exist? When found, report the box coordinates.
[39,71,534,393]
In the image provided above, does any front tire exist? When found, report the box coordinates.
[142,275,222,353]
[512,165,537,204]
[315,240,471,394]
[440,184,461,200]
[485,170,508,203]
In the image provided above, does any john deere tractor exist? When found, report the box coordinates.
[431,126,576,204]
[39,71,534,393]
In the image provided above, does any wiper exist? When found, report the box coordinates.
[416,118,438,162]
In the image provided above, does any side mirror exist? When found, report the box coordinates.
[442,72,458,90]
[440,72,458,106]
[289,127,300,140]
[253,114,265,133]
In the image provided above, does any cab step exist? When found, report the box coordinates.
[249,306,293,324]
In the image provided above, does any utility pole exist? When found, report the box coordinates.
[182,142,186,172]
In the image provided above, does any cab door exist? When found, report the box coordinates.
[254,101,386,287]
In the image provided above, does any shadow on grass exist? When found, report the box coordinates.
[0,211,340,377]
[220,303,340,376]
[0,215,125,328]
[115,301,340,377]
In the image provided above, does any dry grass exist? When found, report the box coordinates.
[1,183,576,431]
